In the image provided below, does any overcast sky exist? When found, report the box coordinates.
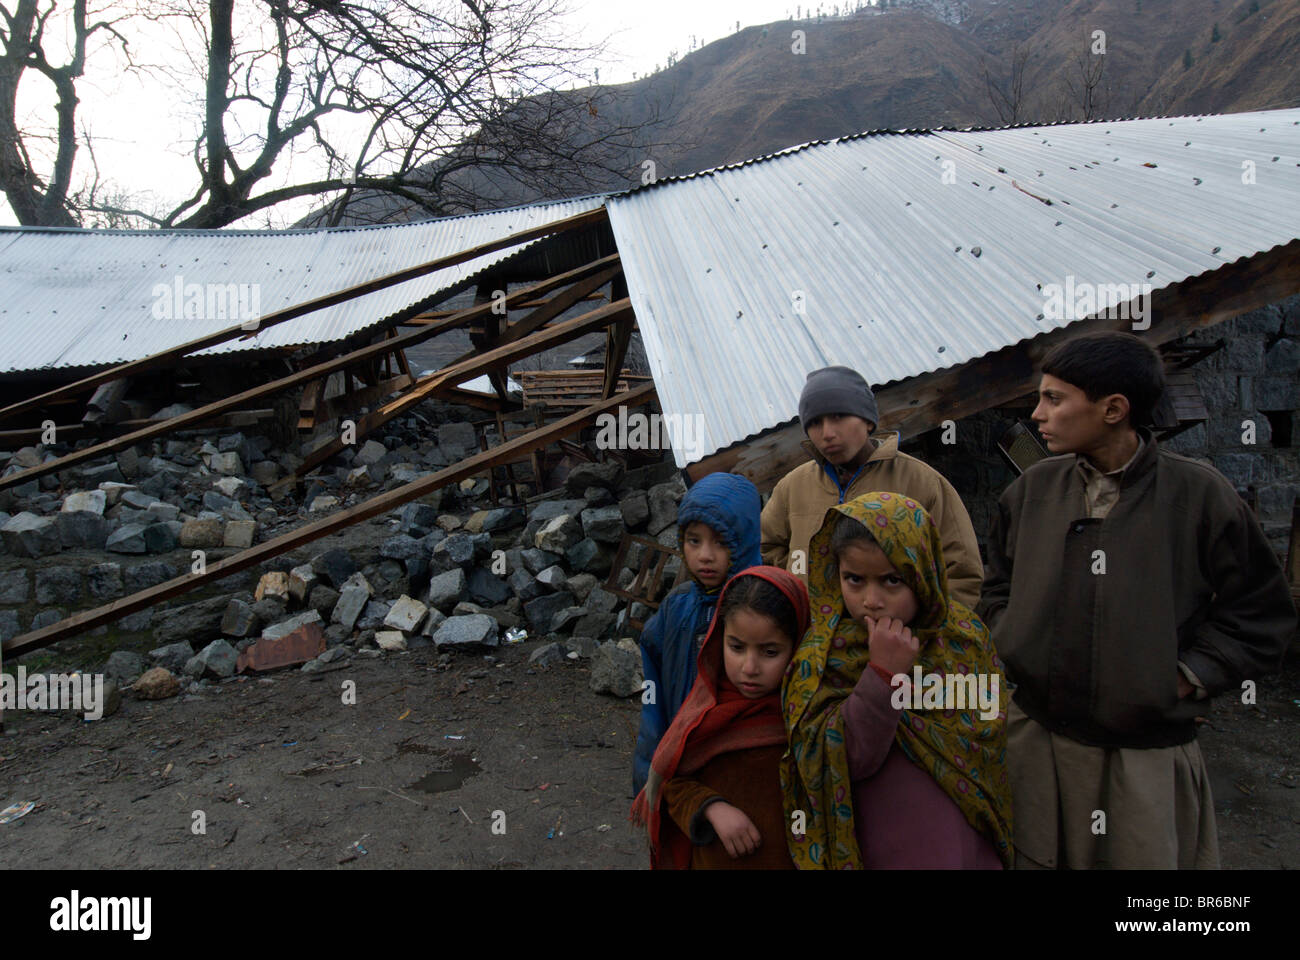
[1,0,826,229]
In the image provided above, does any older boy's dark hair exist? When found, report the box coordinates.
[828,512,877,567]
[1040,331,1165,427]
[719,575,801,644]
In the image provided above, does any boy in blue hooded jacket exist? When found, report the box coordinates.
[633,472,762,794]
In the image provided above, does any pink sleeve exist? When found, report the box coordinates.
[839,668,904,781]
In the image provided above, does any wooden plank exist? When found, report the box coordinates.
[293,299,636,477]
[603,317,634,398]
[686,241,1300,490]
[0,255,622,492]
[0,207,611,425]
[315,374,413,424]
[2,382,656,659]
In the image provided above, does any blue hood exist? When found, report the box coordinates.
[676,472,762,585]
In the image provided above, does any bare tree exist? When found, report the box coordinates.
[1,0,662,228]
[980,42,1033,125]
[1061,46,1108,121]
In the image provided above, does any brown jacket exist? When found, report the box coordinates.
[978,430,1296,749]
[760,433,983,609]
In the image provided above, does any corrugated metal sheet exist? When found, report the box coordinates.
[607,108,1300,467]
[0,195,606,374]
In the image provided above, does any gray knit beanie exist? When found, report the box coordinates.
[798,366,879,433]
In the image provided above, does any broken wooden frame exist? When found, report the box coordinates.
[687,240,1300,491]
[2,383,657,659]
[0,253,623,492]
[0,206,610,426]
[603,533,680,632]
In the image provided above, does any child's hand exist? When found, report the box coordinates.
[1176,672,1194,699]
[703,801,762,859]
[865,616,919,676]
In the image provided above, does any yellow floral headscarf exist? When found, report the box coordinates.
[780,491,1013,868]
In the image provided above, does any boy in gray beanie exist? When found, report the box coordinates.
[760,365,983,609]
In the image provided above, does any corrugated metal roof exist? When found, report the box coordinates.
[0,195,606,374]
[606,108,1300,467]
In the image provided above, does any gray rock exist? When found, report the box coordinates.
[564,635,602,659]
[151,596,228,645]
[580,505,625,544]
[436,421,477,458]
[202,490,235,513]
[535,565,567,590]
[551,605,586,633]
[104,647,146,686]
[30,608,63,631]
[148,640,196,673]
[2,512,62,557]
[311,548,357,589]
[144,502,181,523]
[584,586,620,614]
[355,439,388,466]
[509,567,547,601]
[262,609,323,641]
[62,489,107,514]
[249,461,280,486]
[125,561,176,593]
[121,490,160,511]
[566,537,612,576]
[179,517,224,548]
[289,565,319,604]
[356,599,392,632]
[80,462,126,486]
[0,568,30,604]
[331,573,373,631]
[106,523,148,554]
[35,567,81,605]
[573,611,617,640]
[221,598,260,638]
[0,609,19,643]
[307,585,340,618]
[210,452,244,476]
[647,480,684,535]
[467,567,510,606]
[323,624,350,647]
[434,532,489,568]
[431,613,499,649]
[420,608,448,637]
[520,548,562,575]
[182,655,206,680]
[565,573,599,604]
[116,446,141,480]
[194,638,239,678]
[115,608,153,632]
[223,520,257,549]
[528,641,567,668]
[95,679,122,719]
[426,568,467,611]
[481,507,524,532]
[589,640,644,697]
[380,534,426,570]
[399,501,440,537]
[564,461,624,494]
[142,521,179,553]
[384,595,428,633]
[523,591,576,633]
[582,485,615,506]
[535,514,582,553]
[619,491,650,529]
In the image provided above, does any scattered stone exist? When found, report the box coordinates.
[535,514,582,553]
[567,537,613,576]
[509,567,547,601]
[482,507,524,532]
[589,639,644,697]
[535,565,568,590]
[289,565,318,604]
[148,641,195,673]
[528,641,567,668]
[523,591,576,633]
[375,630,408,652]
[262,609,323,641]
[213,476,245,498]
[103,650,145,683]
[311,548,357,589]
[142,521,180,553]
[180,517,225,548]
[121,490,160,511]
[98,482,135,506]
[345,465,373,487]
[520,548,561,575]
[2,512,61,557]
[384,595,428,633]
[80,462,125,486]
[191,638,238,678]
[308,585,340,619]
[134,667,180,700]
[573,611,617,640]
[62,490,107,514]
[437,421,477,457]
[582,486,615,506]
[249,461,280,486]
[355,439,388,466]
[580,505,625,544]
[124,561,175,593]
[565,635,601,659]
[435,514,462,533]
[585,586,620,614]
[255,572,291,603]
[380,535,425,569]
[151,596,228,645]
[221,598,260,638]
[0,610,18,644]
[30,608,64,631]
[426,567,467,611]
[331,573,373,631]
[565,461,624,494]
[95,679,122,719]
[551,605,586,632]
[463,510,490,534]
[309,495,339,512]
[431,614,498,649]
[647,481,684,535]
[619,491,649,528]
[467,567,510,606]
[211,451,244,476]
[223,520,256,549]
[144,502,181,523]
[357,599,393,632]
[565,573,599,604]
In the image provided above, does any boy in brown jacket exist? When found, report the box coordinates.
[760,365,983,609]
[979,332,1296,869]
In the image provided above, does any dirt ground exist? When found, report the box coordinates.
[1,635,1296,870]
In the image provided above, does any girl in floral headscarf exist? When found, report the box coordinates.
[781,492,1013,869]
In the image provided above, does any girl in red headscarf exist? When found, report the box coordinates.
[630,565,810,869]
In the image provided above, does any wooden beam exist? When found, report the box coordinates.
[294,299,636,477]
[315,374,413,424]
[0,206,610,425]
[0,254,622,492]
[603,316,634,398]
[687,240,1300,490]
[2,383,656,659]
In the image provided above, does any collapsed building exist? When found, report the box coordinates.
[1,107,1297,692]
